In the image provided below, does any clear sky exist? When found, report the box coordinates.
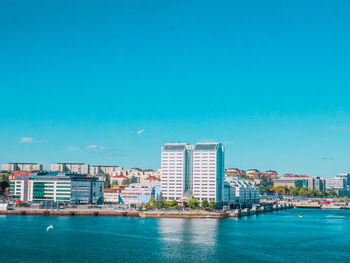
[1,0,350,177]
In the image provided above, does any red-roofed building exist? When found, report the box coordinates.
[144,176,160,183]
[9,171,31,180]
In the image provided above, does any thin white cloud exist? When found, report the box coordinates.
[323,157,334,161]
[85,145,98,149]
[20,137,34,143]
[137,129,145,135]
[66,146,78,151]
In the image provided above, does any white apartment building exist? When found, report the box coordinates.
[161,143,189,201]
[90,165,123,176]
[1,163,43,172]
[325,177,347,191]
[192,143,224,202]
[224,178,260,206]
[161,142,224,202]
[50,163,90,174]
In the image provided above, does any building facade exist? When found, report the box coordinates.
[90,165,122,176]
[224,177,260,207]
[10,172,103,204]
[161,142,224,202]
[120,182,161,205]
[50,163,90,174]
[103,189,120,203]
[161,143,189,201]
[1,163,43,172]
[192,143,224,202]
[325,177,347,192]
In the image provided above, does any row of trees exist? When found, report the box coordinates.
[269,185,337,197]
[144,197,217,210]
[104,174,136,188]
[0,173,10,195]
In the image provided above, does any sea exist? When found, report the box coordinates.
[0,208,349,263]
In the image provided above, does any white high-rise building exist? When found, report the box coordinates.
[1,163,43,171]
[161,143,189,201]
[50,163,90,174]
[161,142,224,202]
[192,143,224,202]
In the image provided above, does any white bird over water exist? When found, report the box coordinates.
[46,225,54,232]
[298,214,303,218]
[137,129,145,135]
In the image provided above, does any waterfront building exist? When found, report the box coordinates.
[1,163,43,172]
[103,189,120,203]
[50,163,90,174]
[161,142,224,202]
[325,177,347,192]
[338,173,350,189]
[224,177,260,207]
[161,143,190,201]
[307,177,325,192]
[273,174,309,188]
[120,182,161,205]
[9,172,103,204]
[192,143,224,202]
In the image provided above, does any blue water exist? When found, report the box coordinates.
[0,209,349,263]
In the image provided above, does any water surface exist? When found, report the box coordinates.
[0,209,349,262]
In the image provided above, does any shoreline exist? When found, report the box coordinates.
[0,204,293,218]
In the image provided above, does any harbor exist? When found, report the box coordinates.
[0,203,293,218]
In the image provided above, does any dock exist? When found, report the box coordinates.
[0,204,293,218]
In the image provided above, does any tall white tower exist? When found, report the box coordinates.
[161,142,224,202]
[161,143,189,201]
[192,143,224,202]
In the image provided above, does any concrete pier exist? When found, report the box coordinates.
[0,204,293,218]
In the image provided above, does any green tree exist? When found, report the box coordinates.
[122,178,131,185]
[144,203,151,210]
[299,187,309,196]
[209,200,216,210]
[169,200,178,209]
[111,180,119,186]
[327,190,338,197]
[201,199,209,208]
[156,200,165,209]
[104,173,111,188]
[187,199,199,209]
[1,173,9,183]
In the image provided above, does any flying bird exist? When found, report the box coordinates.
[46,225,54,232]
[137,129,145,135]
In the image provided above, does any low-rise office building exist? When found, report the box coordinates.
[273,174,309,188]
[224,177,260,207]
[325,177,347,193]
[9,172,103,204]
[104,189,121,203]
[120,182,161,205]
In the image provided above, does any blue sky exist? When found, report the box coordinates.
[1,0,350,177]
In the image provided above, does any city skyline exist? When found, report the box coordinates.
[2,1,350,177]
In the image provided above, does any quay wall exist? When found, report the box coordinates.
[0,204,293,218]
